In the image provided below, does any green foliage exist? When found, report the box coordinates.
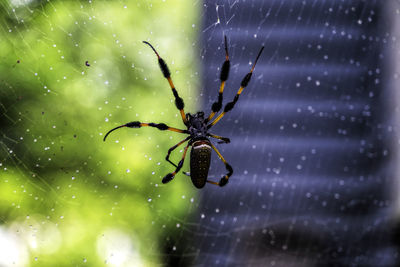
[0,0,199,266]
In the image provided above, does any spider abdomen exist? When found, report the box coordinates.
[190,140,212,189]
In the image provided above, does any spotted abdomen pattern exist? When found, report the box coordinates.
[190,140,211,188]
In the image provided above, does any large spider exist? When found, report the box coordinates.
[104,36,264,188]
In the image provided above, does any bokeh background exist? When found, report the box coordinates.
[1,0,400,266]
[0,0,200,266]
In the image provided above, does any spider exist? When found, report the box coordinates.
[104,36,264,188]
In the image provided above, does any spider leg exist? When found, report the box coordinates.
[103,121,188,141]
[207,46,264,129]
[165,136,191,168]
[143,41,188,125]
[162,142,190,184]
[206,35,230,123]
[206,143,233,187]
[207,133,230,144]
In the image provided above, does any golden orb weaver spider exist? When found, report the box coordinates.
[104,36,264,188]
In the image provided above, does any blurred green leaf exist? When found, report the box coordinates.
[0,0,199,266]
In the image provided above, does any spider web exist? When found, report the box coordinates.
[186,1,400,266]
[0,0,202,266]
[1,0,400,266]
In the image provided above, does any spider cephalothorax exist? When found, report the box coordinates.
[104,36,263,188]
[186,112,207,138]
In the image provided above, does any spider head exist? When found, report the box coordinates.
[196,111,205,118]
[186,111,205,121]
[186,112,207,134]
